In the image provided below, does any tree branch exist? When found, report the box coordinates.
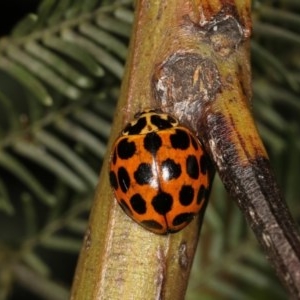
[71,0,300,299]
[152,1,300,299]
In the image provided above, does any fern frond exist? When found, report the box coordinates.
[13,264,69,300]
[14,141,88,192]
[0,178,13,214]
[0,1,128,298]
[35,130,98,186]
[251,41,298,89]
[0,152,55,206]
[22,251,50,277]
[0,2,126,214]
[0,0,132,104]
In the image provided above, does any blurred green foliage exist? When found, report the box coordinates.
[0,0,298,299]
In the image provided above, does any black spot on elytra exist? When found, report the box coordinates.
[200,155,208,175]
[186,155,199,179]
[197,184,206,204]
[134,163,153,185]
[144,132,162,155]
[161,159,181,180]
[130,194,147,214]
[152,192,173,215]
[179,185,194,206]
[141,220,164,231]
[109,171,118,190]
[123,117,147,135]
[150,115,173,130]
[172,213,195,226]
[170,129,190,150]
[119,199,133,216]
[118,167,130,193]
[117,138,136,159]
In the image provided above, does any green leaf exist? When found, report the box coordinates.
[42,35,105,77]
[226,263,271,287]
[208,228,224,261]
[96,14,132,37]
[40,236,82,252]
[79,23,128,59]
[227,208,244,248]
[36,0,58,28]
[243,247,270,268]
[0,178,14,215]
[252,41,298,90]
[54,118,107,157]
[253,81,300,112]
[61,29,124,78]
[204,202,223,230]
[0,152,55,205]
[0,57,52,106]
[254,100,287,133]
[254,21,300,46]
[22,193,38,236]
[13,264,69,300]
[47,0,72,25]
[0,91,18,131]
[66,218,88,233]
[81,0,99,12]
[11,14,38,37]
[258,5,300,29]
[13,141,88,192]
[92,97,118,118]
[65,2,82,19]
[284,128,300,205]
[257,123,286,154]
[114,7,134,23]
[73,109,111,138]
[22,252,50,277]
[206,278,253,300]
[24,42,95,89]
[6,45,82,100]
[35,130,98,186]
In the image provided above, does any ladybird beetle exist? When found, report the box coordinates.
[109,109,211,234]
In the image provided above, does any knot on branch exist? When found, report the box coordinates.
[204,14,244,57]
[186,4,249,57]
[152,53,221,130]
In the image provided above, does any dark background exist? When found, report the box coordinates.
[0,1,40,36]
